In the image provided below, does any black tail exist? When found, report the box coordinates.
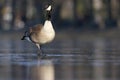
[21,36,25,40]
[21,31,28,40]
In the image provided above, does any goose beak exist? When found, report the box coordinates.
[46,5,52,11]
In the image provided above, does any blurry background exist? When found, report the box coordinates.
[0,0,120,80]
[0,0,120,31]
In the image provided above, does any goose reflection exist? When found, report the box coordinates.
[31,57,55,80]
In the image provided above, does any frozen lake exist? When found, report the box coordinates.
[0,32,120,80]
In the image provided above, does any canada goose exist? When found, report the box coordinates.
[21,5,55,56]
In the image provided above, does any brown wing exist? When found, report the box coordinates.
[29,24,43,33]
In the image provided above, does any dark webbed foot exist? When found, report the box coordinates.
[37,53,46,59]
[36,44,47,58]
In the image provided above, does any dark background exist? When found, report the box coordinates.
[0,0,119,31]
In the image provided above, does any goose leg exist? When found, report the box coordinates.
[35,44,46,57]
[36,44,42,56]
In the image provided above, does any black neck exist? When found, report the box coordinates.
[46,11,51,21]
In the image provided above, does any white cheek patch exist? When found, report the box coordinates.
[46,5,51,11]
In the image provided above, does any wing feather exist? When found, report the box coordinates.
[29,24,43,33]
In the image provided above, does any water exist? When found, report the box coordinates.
[0,33,120,80]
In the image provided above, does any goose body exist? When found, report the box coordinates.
[29,20,55,44]
[21,5,55,55]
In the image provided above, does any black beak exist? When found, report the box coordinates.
[21,36,25,40]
